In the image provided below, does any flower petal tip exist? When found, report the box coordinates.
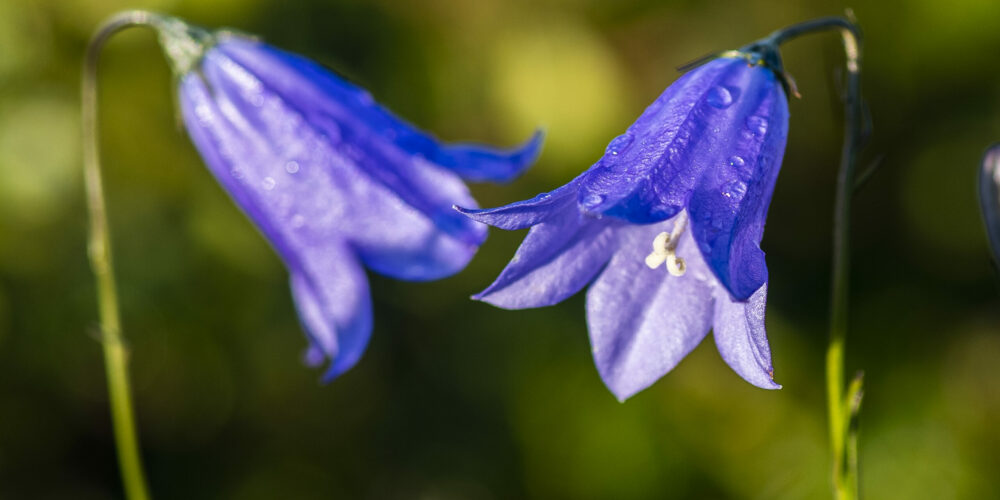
[439,129,546,184]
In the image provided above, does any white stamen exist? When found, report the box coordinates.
[644,211,689,276]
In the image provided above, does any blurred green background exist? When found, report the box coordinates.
[2,0,1000,498]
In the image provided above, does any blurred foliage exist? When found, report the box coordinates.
[1,0,1000,498]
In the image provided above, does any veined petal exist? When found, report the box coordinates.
[289,239,373,381]
[712,283,779,389]
[216,37,542,183]
[181,74,375,378]
[456,176,583,230]
[189,50,485,281]
[473,204,620,309]
[587,219,715,401]
[577,57,773,223]
[687,70,789,301]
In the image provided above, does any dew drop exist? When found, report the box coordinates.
[262,177,276,190]
[723,180,747,198]
[195,104,212,125]
[728,156,745,168]
[746,115,768,136]
[284,160,300,174]
[290,214,306,228]
[250,94,265,107]
[581,193,606,208]
[605,133,634,156]
[706,86,735,108]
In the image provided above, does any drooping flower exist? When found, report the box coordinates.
[980,144,1000,266]
[458,45,788,400]
[153,16,543,380]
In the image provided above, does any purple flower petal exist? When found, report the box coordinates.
[712,283,780,389]
[430,129,545,183]
[191,50,485,281]
[460,48,790,398]
[577,57,751,223]
[289,239,373,381]
[473,205,620,309]
[172,21,548,381]
[217,37,541,183]
[456,176,583,230]
[587,220,715,401]
[687,68,789,301]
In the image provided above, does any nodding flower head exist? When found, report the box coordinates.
[459,45,787,400]
[154,16,544,381]
[980,144,1000,268]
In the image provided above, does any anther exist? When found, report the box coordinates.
[644,211,689,276]
[666,255,686,276]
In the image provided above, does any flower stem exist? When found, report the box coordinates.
[83,10,169,500]
[770,15,865,500]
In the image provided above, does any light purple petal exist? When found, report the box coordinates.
[687,67,789,301]
[712,283,780,389]
[289,239,373,381]
[473,204,620,309]
[587,220,715,401]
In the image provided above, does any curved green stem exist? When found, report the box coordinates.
[770,15,865,500]
[83,10,170,500]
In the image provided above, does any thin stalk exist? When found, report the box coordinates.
[769,16,864,500]
[83,10,168,500]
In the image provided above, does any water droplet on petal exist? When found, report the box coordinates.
[250,94,264,107]
[605,133,633,156]
[581,193,606,209]
[195,104,212,125]
[728,156,745,168]
[230,168,245,180]
[706,86,734,108]
[746,115,768,136]
[723,180,747,198]
[262,177,276,190]
[285,160,300,174]
[291,214,306,228]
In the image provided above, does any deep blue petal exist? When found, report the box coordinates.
[288,239,373,381]
[217,37,542,183]
[456,175,583,230]
[686,68,789,301]
[427,129,545,183]
[576,57,746,223]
